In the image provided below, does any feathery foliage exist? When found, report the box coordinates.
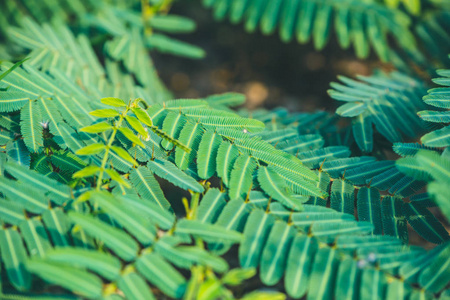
[0,0,449,299]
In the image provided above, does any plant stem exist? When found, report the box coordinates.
[96,107,128,190]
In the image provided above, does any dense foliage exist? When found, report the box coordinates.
[0,0,449,299]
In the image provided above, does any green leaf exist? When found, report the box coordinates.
[6,140,30,167]
[336,102,367,117]
[421,126,450,147]
[239,209,275,269]
[419,242,450,293]
[45,247,121,281]
[330,178,355,214]
[76,143,105,155]
[160,111,187,150]
[0,228,31,291]
[155,238,228,273]
[91,191,156,245]
[216,141,239,187]
[335,257,361,300]
[118,195,175,230]
[136,253,187,298]
[175,219,243,243]
[147,158,204,193]
[0,199,26,225]
[132,107,153,127]
[0,57,29,81]
[229,154,257,200]
[117,271,156,300]
[197,188,227,223]
[105,169,131,188]
[110,145,138,165]
[20,100,43,152]
[415,150,450,183]
[357,187,383,235]
[285,235,318,298]
[42,208,71,247]
[360,269,386,300]
[90,109,120,118]
[146,33,205,59]
[27,259,103,299]
[19,218,52,258]
[148,15,196,33]
[68,211,139,261]
[382,196,409,243]
[0,176,47,213]
[307,248,338,300]
[404,203,449,244]
[118,127,144,147]
[80,122,113,133]
[197,130,222,179]
[257,165,303,210]
[101,97,126,107]
[260,220,296,286]
[125,115,148,138]
[175,121,203,170]
[5,162,71,201]
[73,165,101,178]
[222,268,256,286]
[129,166,170,210]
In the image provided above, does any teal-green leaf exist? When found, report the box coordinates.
[197,130,221,179]
[336,101,368,117]
[239,209,275,269]
[335,257,360,300]
[229,154,257,200]
[27,259,103,299]
[148,158,204,193]
[176,219,242,243]
[360,268,385,300]
[68,211,139,261]
[136,253,187,298]
[330,178,354,214]
[45,247,122,281]
[5,162,71,201]
[0,228,31,291]
[117,271,156,300]
[118,195,175,230]
[90,191,156,245]
[357,187,382,235]
[19,218,52,258]
[307,248,338,300]
[20,100,43,152]
[404,203,449,244]
[0,176,47,213]
[197,188,227,223]
[129,166,170,210]
[0,199,26,225]
[260,220,295,286]
[175,121,203,170]
[285,234,318,299]
[216,141,239,187]
[149,14,196,33]
[419,242,450,293]
[42,208,71,247]
[257,165,303,210]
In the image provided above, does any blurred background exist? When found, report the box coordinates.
[153,1,381,113]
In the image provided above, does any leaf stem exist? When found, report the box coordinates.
[96,107,129,190]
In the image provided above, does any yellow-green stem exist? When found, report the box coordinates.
[96,107,129,190]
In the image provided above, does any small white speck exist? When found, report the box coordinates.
[367,253,376,263]
[39,120,49,129]
[357,260,368,269]
[243,129,248,134]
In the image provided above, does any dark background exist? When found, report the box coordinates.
[152,1,383,113]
